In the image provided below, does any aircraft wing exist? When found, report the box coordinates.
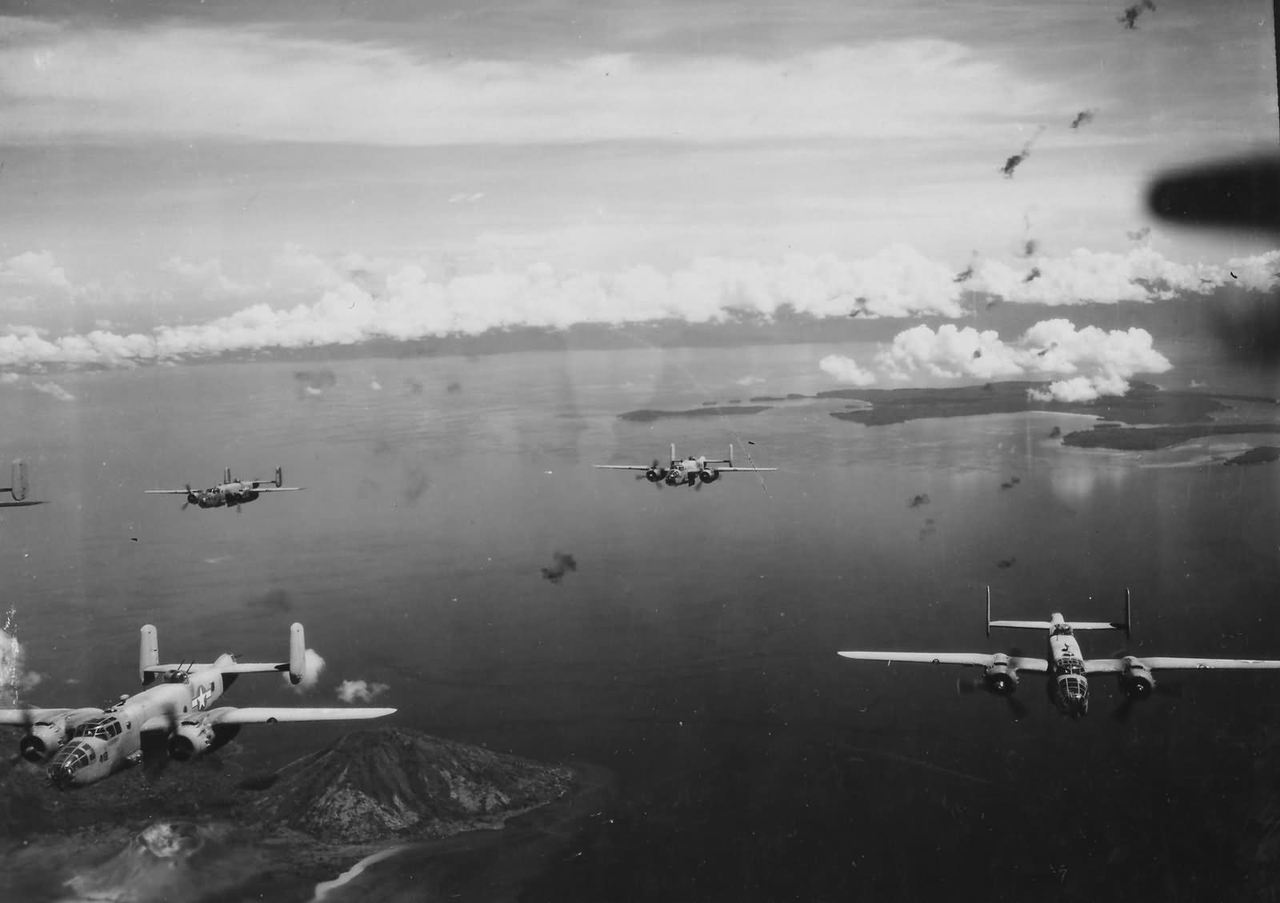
[0,707,76,725]
[714,467,778,472]
[144,489,191,494]
[252,487,304,492]
[593,465,651,470]
[197,706,396,725]
[1085,656,1280,673]
[837,651,1049,672]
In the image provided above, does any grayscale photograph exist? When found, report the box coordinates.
[0,0,1277,900]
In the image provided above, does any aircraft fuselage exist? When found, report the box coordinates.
[188,482,264,509]
[1045,613,1090,717]
[45,662,231,787]
[662,457,722,486]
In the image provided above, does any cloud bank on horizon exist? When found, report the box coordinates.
[822,319,1174,402]
[0,243,1274,370]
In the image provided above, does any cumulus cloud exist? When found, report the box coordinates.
[964,246,1273,305]
[1028,374,1131,403]
[0,30,1060,145]
[0,250,71,292]
[819,354,877,386]
[336,679,389,704]
[0,243,1272,369]
[285,648,326,694]
[877,319,1172,400]
[0,245,968,367]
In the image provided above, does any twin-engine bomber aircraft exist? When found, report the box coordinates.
[145,467,303,511]
[595,444,776,489]
[838,588,1280,719]
[0,623,394,788]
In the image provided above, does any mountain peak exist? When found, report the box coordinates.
[250,727,575,843]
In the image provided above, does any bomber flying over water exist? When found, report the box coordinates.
[145,466,302,511]
[838,589,1280,720]
[0,623,394,788]
[595,444,776,489]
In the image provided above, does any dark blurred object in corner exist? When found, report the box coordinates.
[1149,153,1280,366]
[1149,154,1280,233]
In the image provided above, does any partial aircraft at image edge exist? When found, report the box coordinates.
[0,622,394,788]
[145,466,303,511]
[837,588,1280,720]
[0,458,44,508]
[595,443,776,489]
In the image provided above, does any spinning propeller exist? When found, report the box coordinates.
[956,647,1028,721]
[1110,650,1182,722]
[181,484,194,511]
[635,459,666,488]
[956,675,1029,721]
[142,707,181,782]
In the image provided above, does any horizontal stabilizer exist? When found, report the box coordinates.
[988,620,1054,631]
[1069,621,1129,631]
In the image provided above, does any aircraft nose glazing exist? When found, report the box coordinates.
[47,739,96,788]
[47,761,76,789]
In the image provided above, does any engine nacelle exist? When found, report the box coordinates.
[699,469,720,484]
[20,719,71,763]
[1120,657,1155,698]
[645,469,664,483]
[984,654,1019,695]
[168,722,216,761]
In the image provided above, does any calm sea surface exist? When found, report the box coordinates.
[1,343,1278,901]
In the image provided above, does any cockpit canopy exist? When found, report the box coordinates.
[73,717,122,741]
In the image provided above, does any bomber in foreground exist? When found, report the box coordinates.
[145,466,303,510]
[0,623,394,787]
[838,589,1280,719]
[595,443,775,489]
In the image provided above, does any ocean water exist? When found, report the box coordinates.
[1,344,1278,901]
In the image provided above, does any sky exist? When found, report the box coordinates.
[0,0,1276,397]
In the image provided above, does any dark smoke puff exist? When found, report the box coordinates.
[1118,0,1155,29]
[541,551,579,584]
[1070,110,1096,129]
[1000,153,1027,178]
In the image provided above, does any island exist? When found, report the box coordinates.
[1224,446,1280,466]
[619,405,771,422]
[1061,424,1280,451]
[616,381,1280,451]
[823,381,1231,427]
[0,727,609,903]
